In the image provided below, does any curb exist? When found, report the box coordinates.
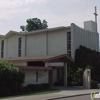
[46,93,91,100]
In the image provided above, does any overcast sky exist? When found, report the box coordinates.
[0,0,100,35]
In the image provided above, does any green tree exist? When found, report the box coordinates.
[20,18,48,32]
[75,45,100,82]
[67,62,84,86]
[0,61,25,96]
[72,68,83,86]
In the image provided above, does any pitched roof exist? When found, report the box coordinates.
[1,54,74,63]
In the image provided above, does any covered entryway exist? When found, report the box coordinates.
[43,54,74,87]
[7,54,74,87]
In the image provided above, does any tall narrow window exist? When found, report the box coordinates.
[67,32,71,57]
[18,38,21,57]
[36,71,38,82]
[1,40,4,58]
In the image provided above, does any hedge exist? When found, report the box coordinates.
[0,61,25,97]
[91,80,98,89]
[22,83,51,93]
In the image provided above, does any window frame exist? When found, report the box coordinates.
[18,37,22,57]
[1,40,4,58]
[67,32,71,57]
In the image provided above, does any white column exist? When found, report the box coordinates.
[64,62,67,87]
[45,62,49,83]
[83,69,91,89]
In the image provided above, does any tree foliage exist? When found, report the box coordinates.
[67,62,83,86]
[75,45,100,82]
[20,18,48,32]
[0,61,25,96]
[68,45,100,86]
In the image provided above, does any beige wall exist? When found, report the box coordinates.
[47,30,67,55]
[71,23,99,59]
[3,34,25,58]
[23,70,46,86]
[7,34,19,58]
[0,29,69,59]
[0,25,99,61]
[26,33,46,57]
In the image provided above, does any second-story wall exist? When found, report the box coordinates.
[0,28,70,59]
[71,23,99,59]
[25,29,69,57]
[26,32,46,57]
[0,33,26,58]
[47,30,68,55]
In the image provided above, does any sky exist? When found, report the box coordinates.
[0,0,100,35]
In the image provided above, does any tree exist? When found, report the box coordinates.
[0,61,25,96]
[20,18,48,32]
[67,63,83,86]
[75,45,100,82]
[72,68,83,86]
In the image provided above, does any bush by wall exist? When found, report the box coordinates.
[75,45,100,83]
[91,80,98,89]
[67,45,100,86]
[0,61,25,97]
[22,83,51,93]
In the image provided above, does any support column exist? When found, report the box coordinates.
[45,62,49,83]
[83,69,91,89]
[64,62,67,87]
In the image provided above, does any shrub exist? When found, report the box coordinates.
[25,83,50,92]
[0,61,25,96]
[91,80,98,89]
[54,80,64,86]
[21,86,32,93]
[42,83,50,89]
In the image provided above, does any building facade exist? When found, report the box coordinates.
[0,21,99,86]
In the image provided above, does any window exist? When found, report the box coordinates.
[27,61,45,66]
[67,32,71,57]
[67,50,71,57]
[18,38,21,57]
[67,44,71,50]
[36,71,38,82]
[67,32,71,40]
[1,40,4,58]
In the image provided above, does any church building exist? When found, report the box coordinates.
[0,20,99,86]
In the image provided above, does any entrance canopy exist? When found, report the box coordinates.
[43,54,74,62]
[6,54,74,63]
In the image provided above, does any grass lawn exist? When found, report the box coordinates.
[0,89,60,99]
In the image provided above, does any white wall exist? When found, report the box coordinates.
[0,28,71,59]
[0,25,99,60]
[84,21,97,32]
[47,30,67,55]
[71,23,99,59]
[26,33,46,57]
[23,70,46,86]
[1,34,25,58]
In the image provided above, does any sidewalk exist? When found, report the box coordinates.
[0,87,100,100]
